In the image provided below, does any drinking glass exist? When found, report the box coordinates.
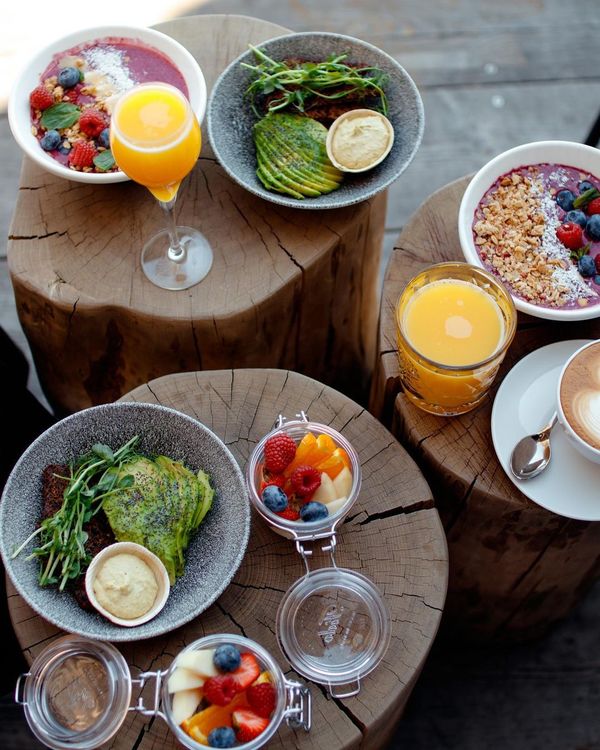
[395,262,517,416]
[110,82,213,290]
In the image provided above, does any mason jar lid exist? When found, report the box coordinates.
[17,635,131,750]
[276,568,390,698]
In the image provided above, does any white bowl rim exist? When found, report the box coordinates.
[8,24,207,185]
[458,139,600,321]
[85,540,171,627]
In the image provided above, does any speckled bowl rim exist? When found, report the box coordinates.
[207,30,424,210]
[0,402,250,642]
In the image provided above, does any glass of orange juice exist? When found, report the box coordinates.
[110,82,212,290]
[395,262,516,416]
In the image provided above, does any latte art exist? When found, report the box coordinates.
[560,342,600,451]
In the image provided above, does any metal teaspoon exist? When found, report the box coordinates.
[510,412,558,480]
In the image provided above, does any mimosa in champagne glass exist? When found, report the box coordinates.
[110,82,213,290]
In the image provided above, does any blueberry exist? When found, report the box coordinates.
[299,501,329,522]
[57,143,71,155]
[98,127,110,148]
[578,180,595,194]
[585,214,600,242]
[208,727,236,748]
[595,275,600,285]
[556,189,575,212]
[58,66,80,88]
[40,129,61,151]
[565,209,587,229]
[262,485,287,512]
[578,255,596,277]
[213,644,241,672]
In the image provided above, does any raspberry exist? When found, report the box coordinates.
[263,433,296,473]
[276,507,300,521]
[29,86,54,111]
[290,465,321,497]
[259,474,286,493]
[79,108,107,138]
[247,682,277,718]
[68,141,97,169]
[556,222,583,250]
[587,197,600,216]
[203,674,238,706]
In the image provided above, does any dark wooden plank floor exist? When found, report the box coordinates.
[1,0,600,747]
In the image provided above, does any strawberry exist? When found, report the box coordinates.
[290,465,321,497]
[68,141,97,169]
[556,221,583,250]
[263,433,296,473]
[232,708,269,743]
[276,507,300,521]
[247,682,276,718]
[30,86,54,111]
[229,652,260,692]
[259,474,286,493]
[79,108,107,138]
[587,197,600,216]
[203,674,238,706]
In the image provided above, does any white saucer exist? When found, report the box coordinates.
[491,339,600,521]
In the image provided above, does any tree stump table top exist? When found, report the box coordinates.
[8,15,385,414]
[371,176,600,639]
[7,369,448,749]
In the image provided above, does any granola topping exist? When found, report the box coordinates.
[472,164,600,309]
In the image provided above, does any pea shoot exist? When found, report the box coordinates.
[12,436,139,591]
[242,45,388,118]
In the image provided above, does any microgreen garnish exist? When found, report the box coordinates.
[40,102,80,131]
[242,45,388,118]
[573,187,600,209]
[570,243,592,262]
[93,149,115,172]
[12,436,139,590]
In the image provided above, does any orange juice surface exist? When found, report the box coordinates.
[403,279,504,366]
[111,84,201,202]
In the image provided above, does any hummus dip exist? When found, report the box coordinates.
[328,110,393,171]
[93,552,158,619]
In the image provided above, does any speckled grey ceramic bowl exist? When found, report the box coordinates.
[0,402,249,642]
[207,31,424,210]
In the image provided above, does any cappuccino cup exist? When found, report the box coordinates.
[557,340,600,465]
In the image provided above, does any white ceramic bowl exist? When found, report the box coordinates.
[85,541,170,627]
[556,339,600,465]
[458,140,600,321]
[8,25,207,184]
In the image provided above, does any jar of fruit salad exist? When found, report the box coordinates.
[15,633,310,749]
[246,412,391,699]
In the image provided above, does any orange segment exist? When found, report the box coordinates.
[316,433,336,454]
[295,432,316,461]
[335,447,351,471]
[315,450,346,479]
[182,693,247,744]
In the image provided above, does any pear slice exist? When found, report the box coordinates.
[172,687,203,724]
[175,649,218,679]
[168,667,205,693]
[333,467,352,500]
[326,496,348,516]
[311,472,337,504]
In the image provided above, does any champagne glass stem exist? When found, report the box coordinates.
[159,198,185,262]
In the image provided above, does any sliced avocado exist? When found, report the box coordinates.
[257,151,321,197]
[256,136,340,194]
[267,131,343,181]
[257,162,304,200]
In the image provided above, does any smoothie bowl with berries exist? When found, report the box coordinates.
[9,25,206,184]
[246,416,361,539]
[459,141,600,321]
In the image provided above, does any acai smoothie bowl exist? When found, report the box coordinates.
[458,141,600,321]
[8,25,207,184]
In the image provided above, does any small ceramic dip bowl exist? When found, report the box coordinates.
[326,109,394,173]
[85,541,170,627]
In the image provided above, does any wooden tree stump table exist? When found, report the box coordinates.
[7,369,447,749]
[371,176,600,640]
[8,15,385,415]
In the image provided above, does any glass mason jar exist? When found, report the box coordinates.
[395,262,517,416]
[16,633,310,750]
[246,412,391,699]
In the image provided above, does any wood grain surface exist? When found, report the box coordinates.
[8,15,385,414]
[8,369,447,749]
[370,176,600,640]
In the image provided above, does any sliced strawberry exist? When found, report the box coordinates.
[232,708,269,743]
[276,507,300,521]
[229,652,260,692]
[247,681,276,718]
